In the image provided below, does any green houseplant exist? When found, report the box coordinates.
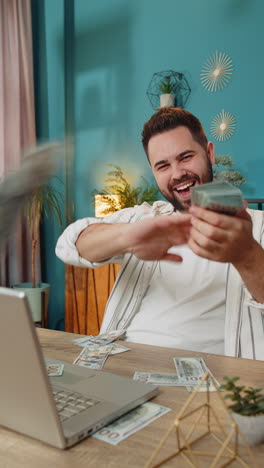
[92,164,160,216]
[158,76,176,108]
[26,177,63,287]
[12,143,63,323]
[214,155,246,186]
[158,76,175,94]
[220,376,264,445]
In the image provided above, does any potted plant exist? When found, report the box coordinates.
[158,75,176,107]
[12,143,63,324]
[220,376,264,446]
[92,164,160,216]
[214,155,246,186]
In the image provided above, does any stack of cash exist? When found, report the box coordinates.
[73,330,129,370]
[0,142,64,246]
[191,180,244,215]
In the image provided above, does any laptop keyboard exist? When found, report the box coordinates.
[52,389,100,422]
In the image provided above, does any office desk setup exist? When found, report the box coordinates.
[1,328,264,467]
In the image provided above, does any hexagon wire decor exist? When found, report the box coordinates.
[146,70,191,109]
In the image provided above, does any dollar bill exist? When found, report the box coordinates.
[0,141,64,247]
[93,402,171,445]
[191,180,244,215]
[73,335,93,347]
[186,372,220,392]
[186,379,220,392]
[73,345,112,370]
[46,364,64,376]
[79,343,130,355]
[73,330,126,348]
[173,357,219,391]
[133,372,182,386]
[109,343,130,355]
[173,357,208,385]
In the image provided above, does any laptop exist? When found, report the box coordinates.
[0,287,158,448]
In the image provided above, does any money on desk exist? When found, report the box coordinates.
[73,329,126,349]
[133,372,182,386]
[109,343,130,355]
[93,402,171,445]
[73,345,113,370]
[191,180,244,215]
[173,357,219,391]
[46,364,64,377]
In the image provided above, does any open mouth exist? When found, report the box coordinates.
[173,180,196,199]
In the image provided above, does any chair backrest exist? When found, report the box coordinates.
[65,264,120,335]
[246,199,264,210]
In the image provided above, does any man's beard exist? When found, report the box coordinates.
[159,159,213,211]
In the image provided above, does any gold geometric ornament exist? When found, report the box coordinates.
[201,50,233,92]
[145,372,259,468]
[211,109,236,142]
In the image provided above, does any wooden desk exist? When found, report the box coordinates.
[1,329,264,467]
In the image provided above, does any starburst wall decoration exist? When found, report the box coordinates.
[211,109,236,141]
[201,51,233,92]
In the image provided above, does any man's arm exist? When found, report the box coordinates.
[188,205,264,303]
[76,214,192,263]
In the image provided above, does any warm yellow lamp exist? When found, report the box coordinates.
[94,194,121,217]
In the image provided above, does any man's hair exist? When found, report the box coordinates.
[142,107,208,160]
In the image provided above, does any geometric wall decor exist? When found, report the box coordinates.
[201,51,233,92]
[146,70,191,109]
[211,109,236,141]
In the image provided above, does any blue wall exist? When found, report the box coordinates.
[32,0,66,329]
[74,0,264,221]
[34,0,264,328]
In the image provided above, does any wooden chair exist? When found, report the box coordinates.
[246,199,264,210]
[65,264,120,335]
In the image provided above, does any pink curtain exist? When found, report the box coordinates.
[0,0,39,285]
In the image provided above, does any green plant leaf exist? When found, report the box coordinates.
[221,376,264,415]
[92,165,160,215]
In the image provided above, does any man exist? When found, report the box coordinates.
[56,108,264,360]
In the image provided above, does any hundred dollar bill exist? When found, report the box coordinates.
[108,343,130,355]
[174,357,219,391]
[133,372,182,386]
[186,383,217,392]
[0,141,64,247]
[73,330,126,348]
[73,345,112,370]
[77,343,130,356]
[92,402,171,445]
[173,357,208,385]
[191,180,244,215]
[186,374,220,392]
[46,364,64,377]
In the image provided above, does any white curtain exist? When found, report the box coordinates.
[0,0,40,285]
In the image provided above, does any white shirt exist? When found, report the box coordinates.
[126,245,228,353]
[55,201,264,360]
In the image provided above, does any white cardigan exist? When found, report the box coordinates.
[56,201,264,360]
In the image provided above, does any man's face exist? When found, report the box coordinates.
[148,126,215,211]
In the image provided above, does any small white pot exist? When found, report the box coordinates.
[12,283,50,323]
[159,94,175,107]
[232,412,264,446]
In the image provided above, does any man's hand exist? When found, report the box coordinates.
[188,205,255,265]
[188,204,264,303]
[124,214,192,262]
[76,214,191,264]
